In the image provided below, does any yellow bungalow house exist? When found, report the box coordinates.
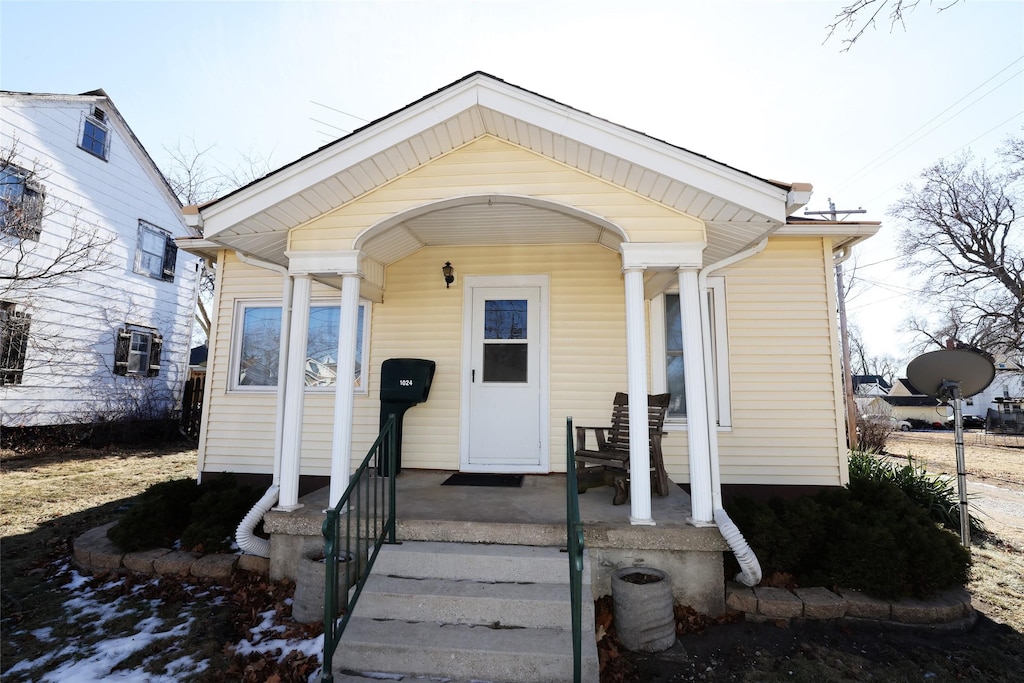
[180,73,878,679]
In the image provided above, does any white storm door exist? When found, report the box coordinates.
[463,280,547,471]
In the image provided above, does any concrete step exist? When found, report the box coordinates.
[356,574,578,629]
[334,617,599,683]
[329,541,599,683]
[372,541,580,584]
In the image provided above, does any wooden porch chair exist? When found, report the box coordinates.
[574,392,672,502]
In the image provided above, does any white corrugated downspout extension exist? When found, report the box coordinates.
[236,485,280,558]
[699,236,771,585]
[714,507,762,586]
[232,250,290,558]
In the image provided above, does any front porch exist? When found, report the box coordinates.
[263,470,729,615]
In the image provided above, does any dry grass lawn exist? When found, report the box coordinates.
[1,444,195,536]
[2,436,1024,682]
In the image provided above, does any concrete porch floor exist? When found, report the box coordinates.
[263,470,730,613]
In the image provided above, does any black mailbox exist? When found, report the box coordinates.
[378,358,436,474]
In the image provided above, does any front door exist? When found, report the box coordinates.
[462,276,548,472]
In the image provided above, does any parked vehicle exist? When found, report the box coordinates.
[859,415,912,432]
[947,414,986,430]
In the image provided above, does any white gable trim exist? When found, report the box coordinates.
[199,74,790,239]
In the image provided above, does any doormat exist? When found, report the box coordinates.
[441,473,524,488]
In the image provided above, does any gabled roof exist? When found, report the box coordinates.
[1,88,185,220]
[187,72,874,269]
[883,395,944,407]
[852,374,893,391]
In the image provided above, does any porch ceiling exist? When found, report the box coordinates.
[197,75,797,269]
[359,200,621,265]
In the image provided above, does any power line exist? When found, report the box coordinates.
[310,100,370,124]
[852,254,903,269]
[860,109,1024,208]
[833,62,1024,193]
[310,117,351,133]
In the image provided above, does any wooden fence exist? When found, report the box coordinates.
[180,375,205,439]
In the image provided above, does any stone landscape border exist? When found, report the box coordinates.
[73,522,269,580]
[74,524,975,630]
[726,582,976,629]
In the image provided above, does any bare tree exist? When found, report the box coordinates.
[2,140,115,382]
[161,140,272,344]
[890,136,1023,362]
[825,0,962,51]
[848,323,901,387]
[2,141,114,297]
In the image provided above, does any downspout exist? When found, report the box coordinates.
[698,237,770,587]
[233,250,292,558]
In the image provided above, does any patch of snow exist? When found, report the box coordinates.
[6,562,325,683]
[30,627,54,643]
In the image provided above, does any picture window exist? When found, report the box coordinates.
[231,300,368,393]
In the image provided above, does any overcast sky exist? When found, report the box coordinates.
[2,0,1022,370]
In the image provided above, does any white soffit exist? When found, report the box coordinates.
[199,73,790,265]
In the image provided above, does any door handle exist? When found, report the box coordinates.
[472,369,476,383]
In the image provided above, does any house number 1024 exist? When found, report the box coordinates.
[399,379,413,386]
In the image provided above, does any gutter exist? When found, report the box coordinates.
[232,250,292,558]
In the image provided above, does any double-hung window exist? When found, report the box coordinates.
[231,300,369,392]
[79,107,110,160]
[114,325,163,377]
[134,220,178,282]
[651,277,732,427]
[0,164,44,240]
[0,301,31,385]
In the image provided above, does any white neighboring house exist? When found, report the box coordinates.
[1,90,200,428]
[962,358,1024,420]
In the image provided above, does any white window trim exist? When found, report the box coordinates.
[228,299,370,394]
[78,111,111,160]
[650,276,732,430]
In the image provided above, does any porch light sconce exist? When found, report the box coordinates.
[442,261,455,288]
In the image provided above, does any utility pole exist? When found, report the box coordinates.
[804,199,867,452]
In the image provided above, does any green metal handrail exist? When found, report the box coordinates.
[320,414,398,683]
[566,416,585,683]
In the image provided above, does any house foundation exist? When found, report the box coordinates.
[261,470,729,616]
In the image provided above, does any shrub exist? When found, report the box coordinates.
[856,415,894,452]
[108,475,263,553]
[849,450,986,536]
[725,479,971,600]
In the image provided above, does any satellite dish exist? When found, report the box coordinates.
[907,349,995,400]
[905,348,995,550]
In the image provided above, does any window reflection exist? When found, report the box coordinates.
[484,299,527,340]
[236,304,365,388]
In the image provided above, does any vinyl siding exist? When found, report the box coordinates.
[289,136,704,249]
[663,237,845,486]
[1,97,198,427]
[203,238,846,486]
[200,244,629,477]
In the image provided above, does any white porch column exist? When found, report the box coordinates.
[271,275,294,485]
[623,267,655,526]
[678,268,715,525]
[276,274,312,511]
[329,273,363,508]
